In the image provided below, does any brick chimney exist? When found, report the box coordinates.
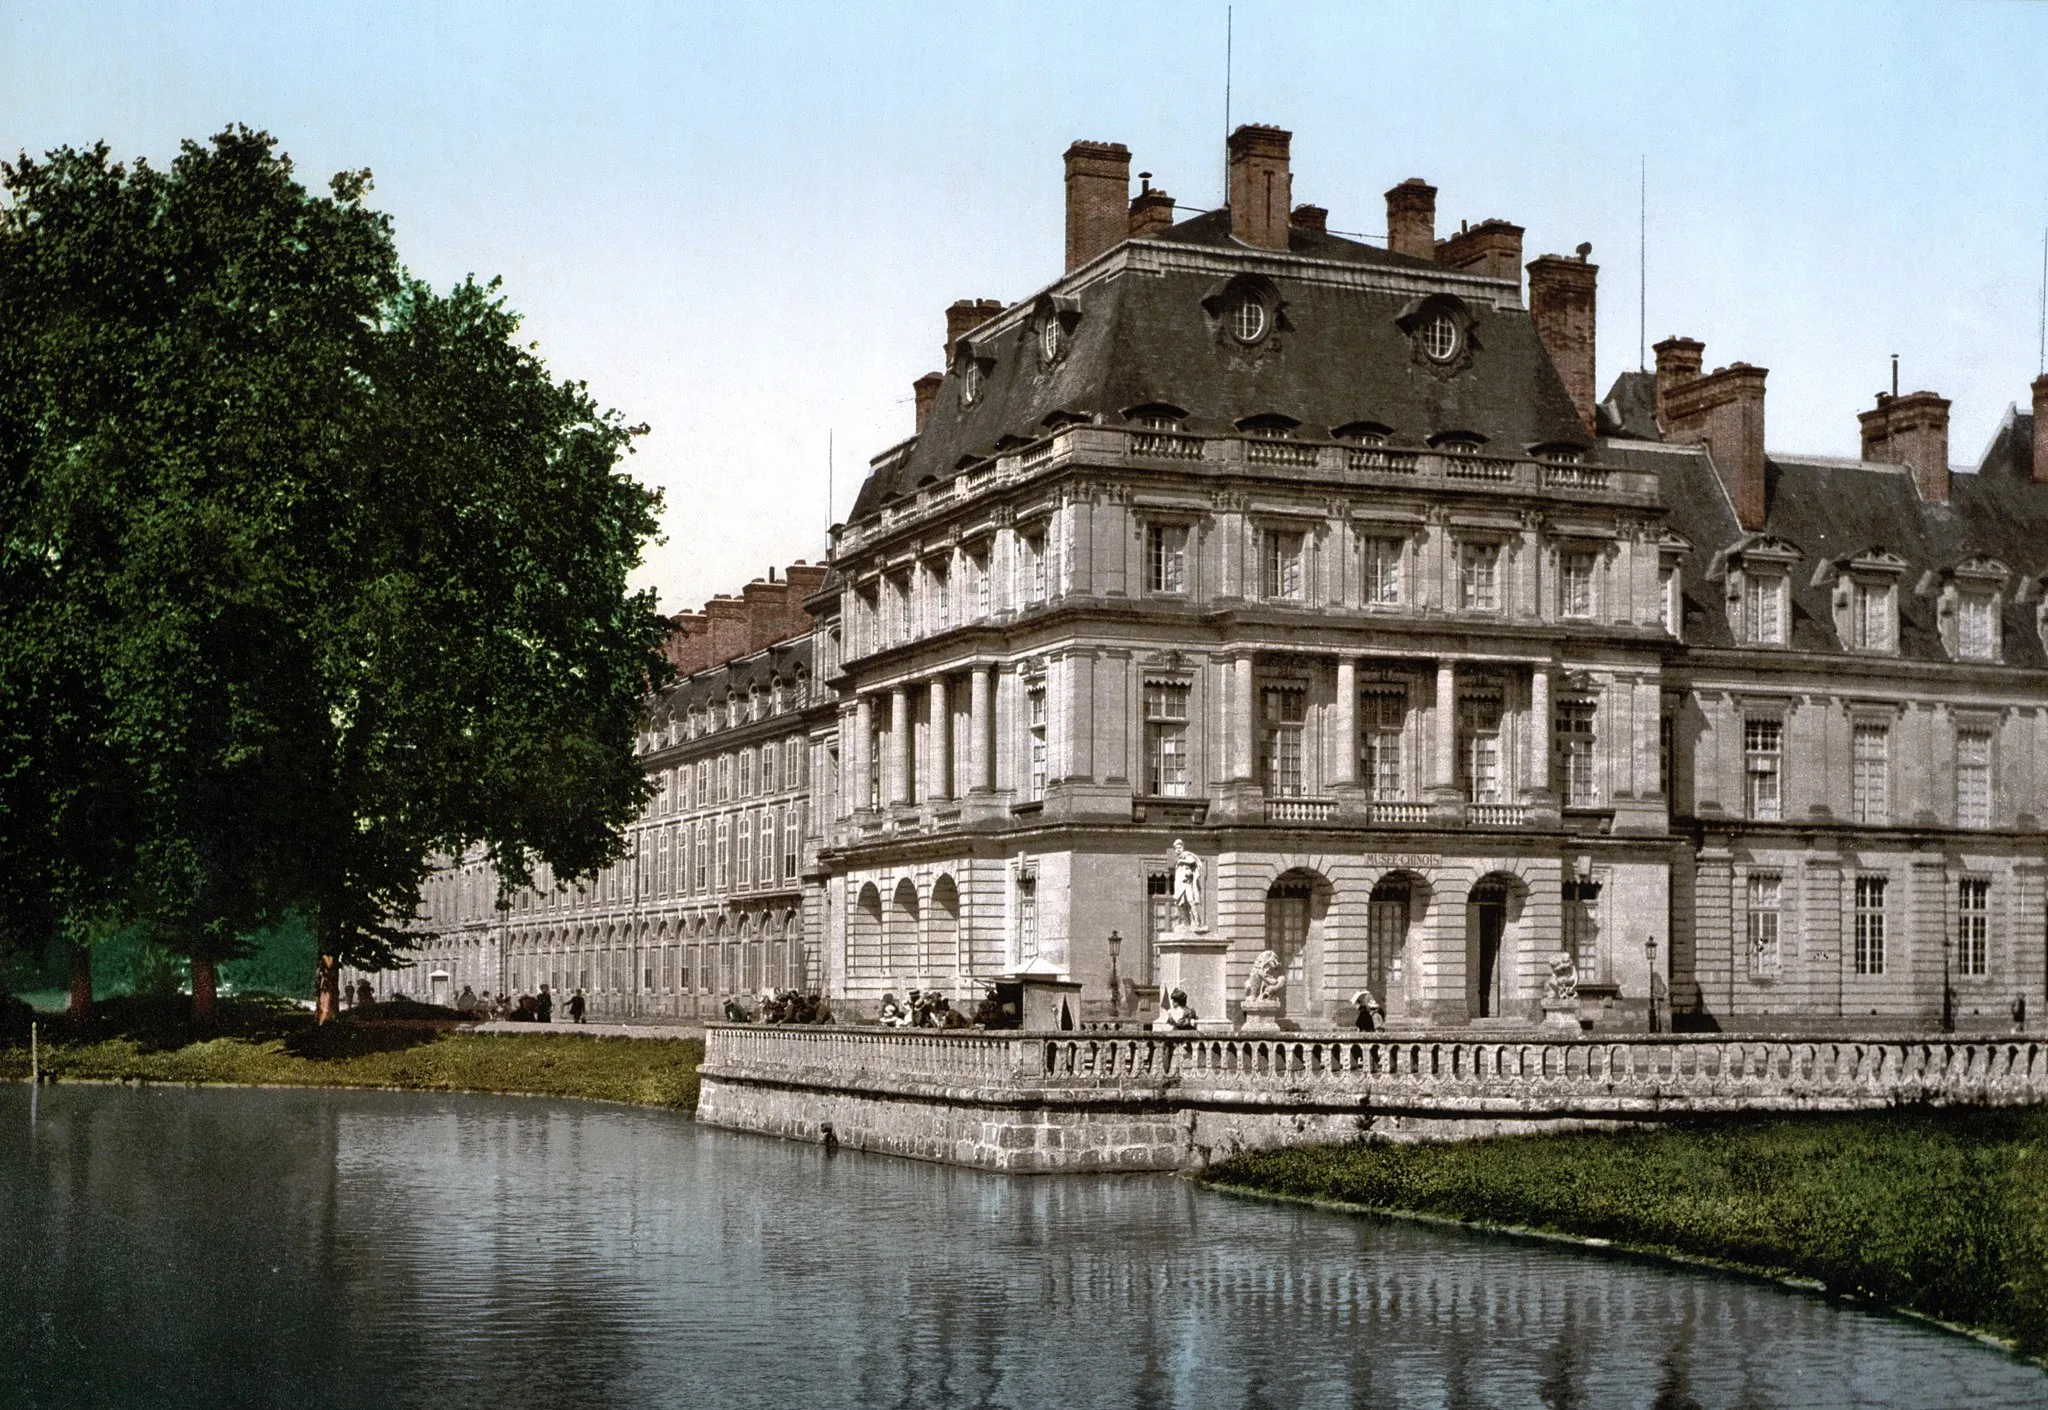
[1657,341,1769,531]
[1129,182,1175,237]
[663,610,709,675]
[2032,374,2048,484]
[913,372,942,433]
[1652,336,1706,432]
[1226,125,1292,250]
[1290,203,1327,234]
[1527,247,1598,436]
[742,578,792,653]
[1385,179,1437,261]
[944,298,1004,364]
[1859,390,1952,503]
[705,595,749,664]
[784,560,830,607]
[1437,218,1524,282]
[1064,140,1131,272]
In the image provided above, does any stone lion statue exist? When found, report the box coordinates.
[1244,949,1285,1004]
[1544,951,1579,1003]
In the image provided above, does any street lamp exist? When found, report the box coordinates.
[1644,935,1661,1034]
[1106,930,1123,1018]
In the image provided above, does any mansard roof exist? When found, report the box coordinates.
[1609,435,2048,667]
[661,635,814,714]
[852,213,1589,520]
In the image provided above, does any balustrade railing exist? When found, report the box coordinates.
[1466,803,1530,826]
[1264,796,1336,823]
[1128,431,1205,461]
[1246,439,1319,468]
[705,1026,2048,1111]
[1366,800,1432,825]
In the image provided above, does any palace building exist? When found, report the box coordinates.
[398,125,2048,1037]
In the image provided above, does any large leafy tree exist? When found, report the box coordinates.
[0,128,665,1019]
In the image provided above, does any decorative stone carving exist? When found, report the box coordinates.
[1170,839,1204,931]
[1245,949,1285,1004]
[1541,952,1582,1031]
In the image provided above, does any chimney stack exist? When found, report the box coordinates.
[1226,125,1292,250]
[1527,247,1598,436]
[2033,374,2048,485]
[1859,389,1952,503]
[1064,140,1131,272]
[1128,180,1176,238]
[1437,218,1525,283]
[1655,337,1769,531]
[944,298,1004,364]
[1290,203,1328,234]
[913,372,943,433]
[1385,178,1437,261]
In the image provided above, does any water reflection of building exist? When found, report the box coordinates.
[395,124,2048,1035]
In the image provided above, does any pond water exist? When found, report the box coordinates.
[2,1086,2042,1410]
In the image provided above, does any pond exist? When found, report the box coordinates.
[2,1086,2042,1409]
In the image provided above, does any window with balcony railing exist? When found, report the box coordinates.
[1558,700,1598,806]
[1460,689,1503,803]
[1144,681,1190,796]
[1360,689,1406,801]
[1260,686,1307,796]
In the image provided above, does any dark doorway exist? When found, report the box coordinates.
[1474,884,1508,1018]
[1366,879,1412,1007]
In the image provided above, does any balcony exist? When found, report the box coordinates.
[1365,800,1432,825]
[1467,803,1531,827]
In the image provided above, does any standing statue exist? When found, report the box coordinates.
[1171,839,1204,931]
[1244,948,1285,1004]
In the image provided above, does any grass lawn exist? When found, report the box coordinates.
[1203,1109,2048,1360]
[1,996,702,1112]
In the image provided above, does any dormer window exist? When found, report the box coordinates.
[1720,537,1801,646]
[1039,319,1062,364]
[1827,549,1906,654]
[959,359,984,406]
[1847,579,1894,651]
[1959,593,1996,660]
[1229,293,1269,344]
[1745,573,1786,644]
[1930,556,2009,663]
[1420,312,1459,361]
[1206,275,1283,348]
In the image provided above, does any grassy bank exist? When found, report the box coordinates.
[0,997,702,1111]
[1203,1109,2048,1359]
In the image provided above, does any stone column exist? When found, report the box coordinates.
[852,697,873,811]
[929,674,952,800]
[969,665,994,792]
[1528,663,1552,795]
[888,687,910,805]
[1232,655,1256,780]
[1433,659,1458,790]
[1331,656,1358,788]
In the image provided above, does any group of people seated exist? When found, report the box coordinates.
[452,984,556,1022]
[877,989,973,1029]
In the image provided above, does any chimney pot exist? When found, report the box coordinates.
[1064,140,1132,272]
[1226,124,1293,250]
[1860,388,1951,503]
[1128,185,1176,238]
[1290,203,1327,234]
[2032,374,2048,485]
[1384,178,1437,261]
[1652,336,1707,432]
[1437,218,1526,285]
[1527,252,1599,436]
[1659,352,1770,530]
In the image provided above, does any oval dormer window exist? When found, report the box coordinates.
[1040,319,1062,364]
[1421,312,1459,362]
[1229,293,1269,345]
[960,359,984,407]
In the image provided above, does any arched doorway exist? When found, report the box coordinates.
[1264,869,1330,1022]
[929,875,960,986]
[888,878,920,982]
[1466,874,1525,1020]
[1367,873,1427,1012]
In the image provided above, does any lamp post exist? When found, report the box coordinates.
[1106,929,1123,1018]
[1644,935,1661,1034]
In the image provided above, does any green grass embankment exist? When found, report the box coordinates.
[1,996,702,1111]
[1203,1109,2048,1359]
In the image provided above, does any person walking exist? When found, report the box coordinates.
[568,989,586,1024]
[537,984,553,1023]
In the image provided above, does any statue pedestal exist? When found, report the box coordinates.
[1238,997,1284,1033]
[1540,997,1583,1032]
[1153,930,1230,1033]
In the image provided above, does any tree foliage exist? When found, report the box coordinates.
[0,127,666,1017]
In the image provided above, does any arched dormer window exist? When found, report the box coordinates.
[1124,402,1190,431]
[1236,413,1300,439]
[1395,292,1480,371]
[1033,292,1082,366]
[1710,535,1801,647]
[1922,556,2011,663]
[954,339,994,408]
[1820,547,1907,654]
[1201,273,1286,347]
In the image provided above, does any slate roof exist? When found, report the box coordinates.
[851,212,1589,521]
[1596,369,1660,440]
[1605,407,2048,668]
[659,636,814,714]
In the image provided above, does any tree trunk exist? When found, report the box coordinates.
[67,943,93,1019]
[191,955,217,1021]
[315,949,341,1025]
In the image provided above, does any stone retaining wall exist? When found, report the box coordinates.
[695,1025,2048,1172]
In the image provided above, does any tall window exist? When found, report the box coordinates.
[1020,529,1047,604]
[737,813,753,888]
[694,823,708,894]
[1559,550,1596,619]
[1260,687,1307,796]
[893,576,914,642]
[928,563,949,630]
[1016,873,1038,962]
[783,805,799,881]
[1956,728,1992,828]
[1747,873,1782,977]
[969,546,991,617]
[657,831,671,897]
[1853,875,1887,975]
[1744,718,1783,821]
[1262,530,1305,601]
[761,744,778,795]
[1460,542,1500,612]
[786,737,803,790]
[1143,681,1191,796]
[717,754,732,802]
[1557,701,1598,807]
[1659,565,1679,635]
[696,760,710,806]
[1027,685,1048,800]
[1460,689,1503,803]
[1363,536,1403,605]
[1958,877,1990,977]
[759,811,776,886]
[1849,580,1892,651]
[1147,523,1189,594]
[715,817,730,891]
[739,748,755,798]
[1851,723,1889,824]
[866,720,882,809]
[1744,573,1785,644]
[1360,689,1406,800]
[1958,593,1996,661]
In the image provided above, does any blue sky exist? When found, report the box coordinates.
[6,1,2047,610]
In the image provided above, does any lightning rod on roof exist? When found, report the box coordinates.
[1638,155,1647,372]
[1222,6,1233,204]
[2038,226,2046,377]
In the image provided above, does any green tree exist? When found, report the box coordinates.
[0,128,665,1020]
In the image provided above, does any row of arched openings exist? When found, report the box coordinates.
[850,876,961,978]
